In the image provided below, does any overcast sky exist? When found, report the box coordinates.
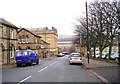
[0,0,94,35]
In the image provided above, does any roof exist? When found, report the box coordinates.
[27,28,47,31]
[41,39,50,44]
[17,28,42,38]
[0,18,19,29]
[27,28,58,36]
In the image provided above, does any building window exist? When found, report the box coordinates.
[10,45,15,59]
[21,35,26,43]
[10,29,14,39]
[36,38,38,43]
[21,35,28,43]
[18,35,29,43]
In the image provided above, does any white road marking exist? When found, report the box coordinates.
[55,61,57,63]
[49,61,57,66]
[19,75,32,83]
[49,63,55,66]
[38,66,48,72]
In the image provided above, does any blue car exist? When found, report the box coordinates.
[16,50,39,67]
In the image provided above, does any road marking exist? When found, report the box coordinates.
[49,63,55,66]
[19,75,32,83]
[49,61,57,66]
[38,66,48,72]
[55,61,57,63]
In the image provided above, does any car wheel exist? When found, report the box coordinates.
[36,60,39,65]
[115,58,118,61]
[17,64,21,67]
[29,61,33,66]
[80,63,82,65]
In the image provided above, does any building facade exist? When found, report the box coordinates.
[0,18,18,64]
[17,28,50,58]
[40,40,50,58]
[27,27,58,56]
[17,28,42,58]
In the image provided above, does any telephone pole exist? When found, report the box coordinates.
[86,2,89,63]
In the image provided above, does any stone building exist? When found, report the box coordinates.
[27,27,58,56]
[41,40,50,58]
[0,18,19,64]
[17,28,42,58]
[17,28,50,58]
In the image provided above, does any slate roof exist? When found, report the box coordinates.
[17,28,42,38]
[0,18,19,29]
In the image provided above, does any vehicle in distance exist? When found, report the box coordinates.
[69,53,82,65]
[16,50,39,67]
[110,53,119,61]
[57,53,65,57]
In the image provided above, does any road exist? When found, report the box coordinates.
[2,55,103,83]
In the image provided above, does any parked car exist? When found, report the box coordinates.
[69,53,82,65]
[95,54,100,58]
[102,52,108,59]
[16,50,39,67]
[110,53,119,61]
[57,53,65,57]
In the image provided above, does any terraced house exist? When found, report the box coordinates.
[27,27,58,56]
[0,18,19,64]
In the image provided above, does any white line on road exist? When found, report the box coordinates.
[49,61,57,66]
[19,75,32,83]
[55,61,57,63]
[38,66,48,72]
[49,63,55,66]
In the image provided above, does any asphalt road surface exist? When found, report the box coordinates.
[2,55,103,83]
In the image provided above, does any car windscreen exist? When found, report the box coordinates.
[16,51,28,56]
[70,54,81,57]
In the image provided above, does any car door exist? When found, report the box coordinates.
[28,51,36,63]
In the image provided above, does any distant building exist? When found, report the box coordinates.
[58,42,73,53]
[27,27,58,56]
[0,18,19,64]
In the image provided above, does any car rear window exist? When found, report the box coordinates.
[16,51,28,56]
[71,54,81,57]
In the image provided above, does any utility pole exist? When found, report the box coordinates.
[86,2,89,63]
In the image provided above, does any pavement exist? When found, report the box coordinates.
[82,57,119,84]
